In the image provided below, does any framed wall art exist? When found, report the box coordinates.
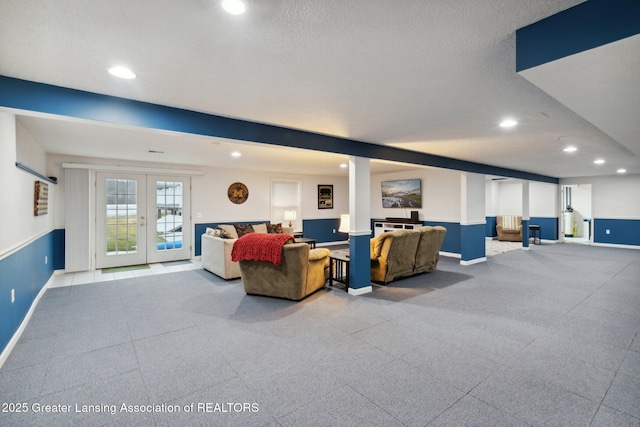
[318,184,333,209]
[34,180,48,216]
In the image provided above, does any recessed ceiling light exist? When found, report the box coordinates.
[563,146,577,153]
[499,119,518,128]
[617,168,627,174]
[594,159,605,165]
[108,66,136,79]
[222,0,245,14]
[231,151,241,157]
[339,163,348,169]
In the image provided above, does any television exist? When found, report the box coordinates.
[381,179,422,208]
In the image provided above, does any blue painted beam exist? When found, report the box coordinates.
[517,0,640,71]
[0,75,558,184]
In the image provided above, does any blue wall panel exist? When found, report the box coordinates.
[486,216,497,238]
[594,218,640,247]
[302,218,345,243]
[529,217,558,241]
[424,221,461,255]
[0,230,62,355]
[461,224,486,262]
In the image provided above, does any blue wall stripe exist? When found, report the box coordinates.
[486,216,497,238]
[0,230,63,354]
[529,217,559,241]
[0,76,557,184]
[302,218,346,244]
[516,0,640,71]
[349,234,371,290]
[594,218,640,247]
[461,224,486,261]
[424,221,461,255]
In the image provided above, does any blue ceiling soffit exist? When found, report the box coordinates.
[517,0,640,72]
[0,75,557,183]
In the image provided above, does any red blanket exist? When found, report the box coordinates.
[231,233,295,265]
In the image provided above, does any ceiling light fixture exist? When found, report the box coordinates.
[499,119,518,128]
[594,159,605,165]
[339,163,347,169]
[108,66,136,79]
[563,146,577,153]
[617,168,627,174]
[222,0,245,15]
[231,151,241,157]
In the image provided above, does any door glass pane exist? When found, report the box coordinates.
[105,178,138,255]
[156,180,183,251]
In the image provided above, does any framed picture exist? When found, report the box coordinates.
[318,184,333,209]
[34,180,48,216]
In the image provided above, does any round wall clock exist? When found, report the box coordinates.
[227,182,249,204]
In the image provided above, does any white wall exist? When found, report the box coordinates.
[561,174,640,219]
[46,154,349,228]
[529,181,558,217]
[1,113,55,256]
[496,181,522,215]
[371,167,461,222]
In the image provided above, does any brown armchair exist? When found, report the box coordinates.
[496,215,522,242]
[238,243,330,301]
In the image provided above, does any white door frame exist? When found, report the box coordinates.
[96,173,191,268]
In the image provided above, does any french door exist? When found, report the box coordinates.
[96,173,191,269]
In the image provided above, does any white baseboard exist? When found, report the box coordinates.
[348,285,373,296]
[460,257,487,266]
[0,277,52,369]
[593,242,640,250]
[440,251,461,259]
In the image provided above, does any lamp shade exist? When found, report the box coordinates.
[283,210,297,221]
[338,214,350,233]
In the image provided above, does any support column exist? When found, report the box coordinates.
[348,156,372,295]
[460,172,487,265]
[522,180,530,249]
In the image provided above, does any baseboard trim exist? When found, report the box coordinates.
[460,257,487,266]
[0,276,51,369]
[593,242,640,250]
[348,285,373,296]
[440,251,461,259]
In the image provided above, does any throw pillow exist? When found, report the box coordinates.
[205,227,216,236]
[267,223,283,234]
[252,223,268,234]
[215,227,233,239]
[234,224,254,237]
[217,224,239,239]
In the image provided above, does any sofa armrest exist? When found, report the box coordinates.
[201,234,241,279]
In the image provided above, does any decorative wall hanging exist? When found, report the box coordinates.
[34,180,49,216]
[318,184,333,209]
[228,182,249,204]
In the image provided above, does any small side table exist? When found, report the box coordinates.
[529,225,541,245]
[329,251,350,290]
[296,237,316,249]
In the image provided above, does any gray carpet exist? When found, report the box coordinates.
[1,243,639,426]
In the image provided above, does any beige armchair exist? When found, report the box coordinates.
[496,215,522,242]
[238,243,330,301]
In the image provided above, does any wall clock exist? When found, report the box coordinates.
[227,182,249,204]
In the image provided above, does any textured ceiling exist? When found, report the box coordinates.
[1,0,638,178]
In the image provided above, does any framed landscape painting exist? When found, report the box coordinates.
[381,179,422,208]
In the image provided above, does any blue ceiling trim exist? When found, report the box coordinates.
[517,0,640,72]
[0,75,558,184]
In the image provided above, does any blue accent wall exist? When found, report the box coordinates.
[461,224,486,262]
[516,0,640,71]
[0,229,64,354]
[349,234,371,290]
[486,216,497,238]
[424,221,461,255]
[302,218,346,244]
[594,218,640,247]
[529,217,559,241]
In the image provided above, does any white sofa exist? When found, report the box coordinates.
[201,223,293,280]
